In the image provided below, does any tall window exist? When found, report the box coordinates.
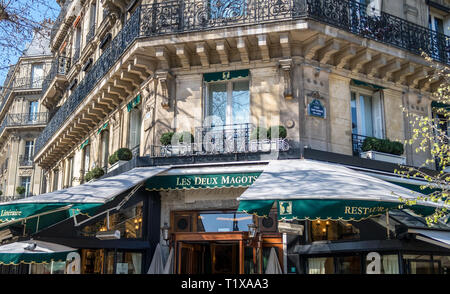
[31,64,44,88]
[128,108,141,152]
[28,101,39,122]
[101,130,109,169]
[350,88,384,139]
[428,10,445,60]
[20,176,31,197]
[206,79,250,127]
[24,140,34,162]
[83,145,91,175]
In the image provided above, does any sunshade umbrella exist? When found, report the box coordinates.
[147,243,164,274]
[238,159,448,221]
[163,247,174,274]
[0,239,77,265]
[265,248,282,274]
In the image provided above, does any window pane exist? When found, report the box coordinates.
[360,94,373,137]
[308,257,334,274]
[310,220,360,242]
[197,212,253,232]
[433,256,450,274]
[336,255,361,274]
[105,250,115,274]
[232,81,250,125]
[351,92,358,134]
[116,252,142,274]
[403,254,433,274]
[381,254,399,274]
[208,83,227,126]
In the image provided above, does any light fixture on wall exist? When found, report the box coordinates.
[248,223,258,239]
[161,223,170,245]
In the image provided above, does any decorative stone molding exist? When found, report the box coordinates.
[279,59,293,100]
[156,70,174,110]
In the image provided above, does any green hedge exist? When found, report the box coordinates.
[250,127,268,140]
[160,131,194,145]
[108,148,133,165]
[16,186,25,195]
[361,137,404,156]
[85,167,105,182]
[160,132,175,146]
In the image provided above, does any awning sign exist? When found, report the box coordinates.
[146,173,261,191]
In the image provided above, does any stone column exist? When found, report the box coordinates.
[329,74,352,155]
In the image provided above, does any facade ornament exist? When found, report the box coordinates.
[156,70,174,110]
[279,59,293,100]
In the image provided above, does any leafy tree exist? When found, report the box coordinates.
[395,53,449,225]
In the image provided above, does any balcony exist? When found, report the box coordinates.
[34,0,450,163]
[19,155,34,167]
[149,124,290,158]
[41,56,71,109]
[0,113,49,147]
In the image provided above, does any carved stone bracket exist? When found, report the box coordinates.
[279,59,293,100]
[156,70,174,110]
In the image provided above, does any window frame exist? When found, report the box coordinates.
[350,86,385,139]
[203,77,250,127]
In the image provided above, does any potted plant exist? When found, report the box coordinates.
[85,167,105,182]
[249,127,269,152]
[108,148,133,171]
[360,137,406,164]
[160,131,193,156]
[16,186,25,196]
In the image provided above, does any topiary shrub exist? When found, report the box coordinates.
[267,125,287,139]
[160,132,175,146]
[116,148,133,161]
[250,127,268,140]
[85,167,105,182]
[108,152,119,165]
[16,186,25,195]
[177,131,194,144]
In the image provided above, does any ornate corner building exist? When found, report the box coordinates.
[0,34,52,203]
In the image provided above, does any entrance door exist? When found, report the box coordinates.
[177,241,241,274]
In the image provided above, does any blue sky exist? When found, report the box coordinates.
[0,0,61,86]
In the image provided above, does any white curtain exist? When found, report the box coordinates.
[131,253,142,274]
[308,258,326,274]
[381,255,399,274]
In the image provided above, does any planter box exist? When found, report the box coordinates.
[360,150,406,165]
[108,160,129,172]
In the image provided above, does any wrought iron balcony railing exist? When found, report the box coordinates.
[352,133,370,156]
[42,56,71,95]
[35,0,450,156]
[19,155,34,167]
[149,123,289,157]
[0,112,49,136]
[50,0,73,43]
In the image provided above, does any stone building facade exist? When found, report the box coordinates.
[0,34,52,202]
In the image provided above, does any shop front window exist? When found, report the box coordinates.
[308,257,335,274]
[336,255,361,274]
[380,254,399,274]
[310,220,360,242]
[197,211,253,232]
[402,254,447,274]
[115,251,142,274]
[81,201,144,239]
[29,261,66,274]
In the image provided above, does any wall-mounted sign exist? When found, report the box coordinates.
[308,99,326,118]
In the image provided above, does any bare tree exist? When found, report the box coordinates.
[0,0,59,82]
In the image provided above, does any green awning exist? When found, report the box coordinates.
[146,172,261,191]
[352,79,385,90]
[97,122,109,135]
[237,159,447,221]
[204,69,249,83]
[79,139,89,150]
[127,94,141,112]
[0,240,77,265]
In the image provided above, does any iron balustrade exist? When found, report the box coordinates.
[149,123,289,157]
[0,113,49,136]
[19,155,34,167]
[35,0,450,156]
[42,56,71,95]
[352,133,370,156]
[50,0,73,42]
